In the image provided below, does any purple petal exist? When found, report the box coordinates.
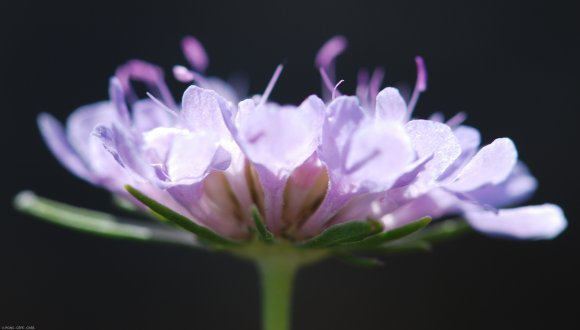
[131,99,174,132]
[375,87,407,122]
[37,113,93,181]
[165,132,229,184]
[447,138,517,192]
[405,120,462,193]
[65,101,118,162]
[465,204,567,239]
[439,125,481,182]
[345,119,414,191]
[142,127,230,186]
[318,96,365,172]
[235,95,326,175]
[181,86,231,137]
[468,162,538,207]
[92,124,153,182]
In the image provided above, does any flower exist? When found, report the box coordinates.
[22,35,569,330]
[37,35,566,245]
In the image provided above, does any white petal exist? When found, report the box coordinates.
[375,87,407,122]
[465,204,567,240]
[447,138,517,192]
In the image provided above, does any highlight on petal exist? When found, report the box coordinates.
[447,138,517,192]
[344,119,414,191]
[375,87,407,122]
[465,204,567,240]
[142,127,230,185]
[405,120,462,191]
[235,95,326,175]
[181,85,231,137]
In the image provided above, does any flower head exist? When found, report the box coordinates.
[36,35,566,248]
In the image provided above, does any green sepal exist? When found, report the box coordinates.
[297,220,383,249]
[112,194,139,212]
[412,217,471,242]
[369,240,432,254]
[251,206,274,243]
[13,191,197,247]
[340,217,432,250]
[334,252,384,268]
[125,185,240,248]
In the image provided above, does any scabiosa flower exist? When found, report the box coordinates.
[16,35,567,330]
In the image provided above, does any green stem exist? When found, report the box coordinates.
[258,258,299,330]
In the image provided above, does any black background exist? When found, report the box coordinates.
[1,0,579,329]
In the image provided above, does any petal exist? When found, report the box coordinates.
[468,162,538,207]
[235,95,326,175]
[404,120,462,194]
[199,76,241,103]
[66,101,118,163]
[93,124,153,182]
[465,204,567,239]
[318,96,365,172]
[301,97,414,237]
[375,87,407,122]
[379,188,459,229]
[181,85,231,136]
[37,113,93,181]
[447,138,517,192]
[454,125,481,155]
[166,132,230,184]
[142,127,230,185]
[131,99,174,132]
[438,125,481,182]
[345,119,414,191]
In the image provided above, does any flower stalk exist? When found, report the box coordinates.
[258,258,298,330]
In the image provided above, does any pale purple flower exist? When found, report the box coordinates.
[38,35,567,243]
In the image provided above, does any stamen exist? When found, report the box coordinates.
[316,36,348,101]
[173,65,195,83]
[407,56,428,116]
[319,67,337,95]
[428,112,445,122]
[116,60,177,109]
[258,64,284,107]
[446,111,467,128]
[315,35,348,69]
[108,77,131,126]
[146,92,178,116]
[332,80,345,99]
[369,67,385,104]
[356,68,369,104]
[181,36,209,72]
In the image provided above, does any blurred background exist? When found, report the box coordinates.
[1,0,579,329]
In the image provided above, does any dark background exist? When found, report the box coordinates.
[1,0,579,329]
